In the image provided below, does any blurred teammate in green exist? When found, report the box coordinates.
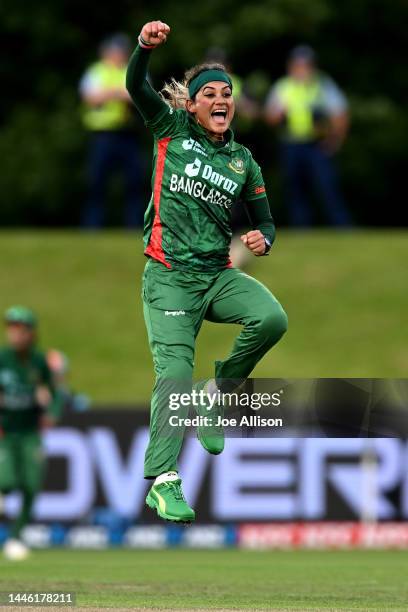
[0,307,62,560]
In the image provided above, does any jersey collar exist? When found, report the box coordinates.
[188,114,238,154]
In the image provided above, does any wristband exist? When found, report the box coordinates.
[263,237,272,256]
[138,34,157,50]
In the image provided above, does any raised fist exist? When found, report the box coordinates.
[140,21,170,47]
[240,230,267,256]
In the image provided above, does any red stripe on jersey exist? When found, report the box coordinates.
[145,137,172,268]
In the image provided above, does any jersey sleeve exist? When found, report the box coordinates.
[245,195,276,247]
[145,107,189,140]
[242,154,275,249]
[241,154,267,202]
[126,44,187,139]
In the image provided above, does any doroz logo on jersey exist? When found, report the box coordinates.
[182,138,194,150]
[185,158,202,177]
[228,158,245,174]
[182,138,208,157]
[181,160,238,196]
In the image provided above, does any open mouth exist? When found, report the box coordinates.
[211,109,228,125]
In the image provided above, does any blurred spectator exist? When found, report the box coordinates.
[80,33,142,228]
[265,46,351,226]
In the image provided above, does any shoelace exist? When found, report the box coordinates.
[164,481,185,501]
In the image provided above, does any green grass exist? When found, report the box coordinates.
[0,549,408,610]
[0,230,406,403]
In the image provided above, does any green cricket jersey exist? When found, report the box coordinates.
[127,45,276,272]
[0,347,61,432]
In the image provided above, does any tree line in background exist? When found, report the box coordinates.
[1,0,407,226]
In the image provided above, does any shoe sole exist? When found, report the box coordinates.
[145,493,195,524]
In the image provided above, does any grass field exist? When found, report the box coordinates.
[0,549,408,610]
[0,230,406,403]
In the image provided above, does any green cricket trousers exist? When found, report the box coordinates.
[0,430,44,537]
[142,258,288,478]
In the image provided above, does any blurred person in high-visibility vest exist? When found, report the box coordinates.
[80,33,143,228]
[265,46,351,227]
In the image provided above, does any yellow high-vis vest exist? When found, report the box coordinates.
[81,62,129,131]
[274,76,323,140]
[230,74,243,100]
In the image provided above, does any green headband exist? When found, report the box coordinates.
[188,69,232,99]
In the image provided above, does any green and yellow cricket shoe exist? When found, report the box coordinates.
[194,379,225,455]
[146,473,195,523]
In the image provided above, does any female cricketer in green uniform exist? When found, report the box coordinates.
[0,307,62,560]
[127,20,288,522]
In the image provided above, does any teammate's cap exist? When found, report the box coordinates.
[4,306,37,327]
[288,45,316,63]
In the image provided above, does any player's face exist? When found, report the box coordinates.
[6,323,35,352]
[188,82,235,136]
